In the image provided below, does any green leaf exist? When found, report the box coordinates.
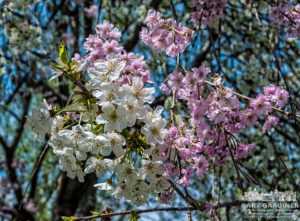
[61,216,75,221]
[59,42,69,65]
[128,212,140,221]
[90,211,101,216]
[50,60,65,72]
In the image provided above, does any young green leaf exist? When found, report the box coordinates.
[128,212,140,221]
[59,42,69,65]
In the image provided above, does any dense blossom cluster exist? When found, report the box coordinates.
[28,23,172,204]
[140,10,192,57]
[251,84,288,132]
[79,21,151,84]
[46,59,172,204]
[191,0,228,25]
[269,1,300,38]
[28,14,291,205]
[30,62,172,204]
[161,67,289,173]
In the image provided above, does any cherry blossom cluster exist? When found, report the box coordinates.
[28,59,172,204]
[269,1,300,38]
[250,84,288,132]
[27,17,290,206]
[159,66,289,190]
[140,9,192,57]
[27,22,174,205]
[191,0,228,25]
[79,21,151,84]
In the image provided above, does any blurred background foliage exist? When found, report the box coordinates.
[0,0,299,220]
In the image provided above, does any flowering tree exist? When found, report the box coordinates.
[0,0,300,220]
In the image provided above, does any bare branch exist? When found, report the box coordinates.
[71,200,274,220]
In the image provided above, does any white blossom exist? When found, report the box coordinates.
[88,58,126,82]
[89,135,107,155]
[31,51,173,205]
[115,163,137,186]
[93,82,120,105]
[141,118,167,145]
[122,99,147,126]
[121,77,155,104]
[66,164,85,182]
[27,99,53,139]
[143,105,164,124]
[59,155,77,172]
[94,182,113,191]
[141,160,164,182]
[96,103,127,132]
[101,132,126,157]
[84,157,112,177]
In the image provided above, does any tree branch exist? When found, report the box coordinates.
[71,200,266,220]
[29,143,50,199]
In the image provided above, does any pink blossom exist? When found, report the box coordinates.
[160,83,172,95]
[263,84,289,108]
[160,190,172,204]
[168,70,184,89]
[168,126,178,139]
[250,95,272,116]
[178,168,193,187]
[141,70,153,84]
[191,65,210,83]
[191,0,228,25]
[140,10,192,56]
[96,21,121,41]
[84,4,98,18]
[263,115,279,132]
[178,148,192,160]
[102,40,122,54]
[193,155,209,180]
[269,1,300,38]
[234,143,254,159]
[163,162,180,179]
[204,203,213,212]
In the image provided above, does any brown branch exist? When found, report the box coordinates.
[3,94,31,205]
[0,105,20,121]
[0,205,19,216]
[192,38,214,67]
[29,143,50,199]
[71,200,262,220]
[45,0,67,28]
[0,135,8,151]
[168,180,203,209]
[4,74,28,105]
[11,94,32,151]
[65,75,89,94]
[267,135,299,191]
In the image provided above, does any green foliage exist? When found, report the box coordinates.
[61,216,76,221]
[59,43,69,65]
[51,42,80,81]
[122,129,149,160]
[128,211,140,221]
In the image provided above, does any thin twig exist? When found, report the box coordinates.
[18,143,50,211]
